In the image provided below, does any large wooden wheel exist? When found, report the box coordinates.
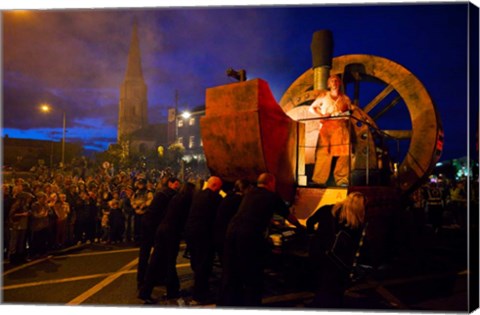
[279,54,443,194]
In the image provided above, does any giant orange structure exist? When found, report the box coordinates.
[200,30,443,226]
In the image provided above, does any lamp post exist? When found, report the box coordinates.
[40,104,66,169]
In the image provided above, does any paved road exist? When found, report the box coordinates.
[1,226,472,312]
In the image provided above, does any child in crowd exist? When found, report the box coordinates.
[109,199,125,244]
[100,207,111,244]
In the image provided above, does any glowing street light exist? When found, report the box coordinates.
[181,111,191,119]
[40,103,66,168]
[175,110,192,143]
[40,104,51,113]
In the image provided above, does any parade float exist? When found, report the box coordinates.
[200,30,443,266]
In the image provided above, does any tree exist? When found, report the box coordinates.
[94,144,123,169]
[166,142,185,173]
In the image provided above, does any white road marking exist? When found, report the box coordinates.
[66,258,139,305]
[3,255,53,276]
[3,263,192,291]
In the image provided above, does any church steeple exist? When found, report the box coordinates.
[124,19,144,81]
[118,18,148,143]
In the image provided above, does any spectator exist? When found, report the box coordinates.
[448,180,467,228]
[410,187,426,235]
[30,192,51,258]
[120,185,135,242]
[426,182,445,233]
[131,179,151,243]
[109,198,125,244]
[74,191,96,244]
[47,193,60,249]
[53,196,69,248]
[306,191,367,308]
[3,184,14,259]
[100,207,111,243]
[8,192,33,264]
[65,185,78,246]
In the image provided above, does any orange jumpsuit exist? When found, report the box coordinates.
[309,92,352,186]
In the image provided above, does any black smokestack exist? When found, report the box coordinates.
[311,29,334,68]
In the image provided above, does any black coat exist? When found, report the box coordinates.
[185,188,223,240]
[158,191,194,239]
[227,187,290,240]
[213,192,243,250]
[144,187,177,229]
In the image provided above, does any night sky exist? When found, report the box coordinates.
[2,1,478,162]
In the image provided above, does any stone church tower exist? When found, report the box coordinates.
[118,20,148,143]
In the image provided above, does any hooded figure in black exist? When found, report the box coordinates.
[138,182,196,303]
[219,173,304,307]
[213,178,252,265]
[136,177,180,290]
[184,176,223,304]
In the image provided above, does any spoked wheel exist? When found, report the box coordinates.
[279,54,443,194]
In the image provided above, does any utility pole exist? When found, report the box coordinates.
[175,90,179,140]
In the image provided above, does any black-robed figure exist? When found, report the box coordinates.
[184,176,223,304]
[136,178,180,290]
[219,173,303,307]
[138,182,196,302]
[213,179,252,265]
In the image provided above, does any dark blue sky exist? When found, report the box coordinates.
[2,1,478,162]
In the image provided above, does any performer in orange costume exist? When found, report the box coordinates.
[309,74,352,186]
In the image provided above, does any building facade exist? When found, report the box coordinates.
[168,106,206,164]
[2,136,82,171]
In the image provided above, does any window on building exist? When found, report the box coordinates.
[189,136,195,149]
[200,139,203,147]
[178,137,184,146]
[189,117,195,126]
[178,119,184,127]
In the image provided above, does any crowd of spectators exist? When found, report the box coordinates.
[2,164,207,264]
[3,161,478,308]
[406,175,476,235]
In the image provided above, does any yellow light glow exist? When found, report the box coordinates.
[40,104,51,113]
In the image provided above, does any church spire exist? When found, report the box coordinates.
[118,18,148,143]
[124,18,144,81]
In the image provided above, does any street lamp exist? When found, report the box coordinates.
[181,111,191,119]
[40,103,66,169]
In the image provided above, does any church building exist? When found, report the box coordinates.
[117,20,166,155]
